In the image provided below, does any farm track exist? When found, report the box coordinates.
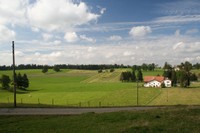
[0,107,165,115]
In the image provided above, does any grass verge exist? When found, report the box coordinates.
[0,106,200,133]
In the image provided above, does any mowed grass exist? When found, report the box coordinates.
[0,106,200,133]
[0,69,160,107]
[0,69,200,107]
[150,87,200,105]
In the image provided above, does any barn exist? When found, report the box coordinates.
[144,76,171,88]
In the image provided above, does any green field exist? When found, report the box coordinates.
[0,69,200,107]
[1,106,200,133]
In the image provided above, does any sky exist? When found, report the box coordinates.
[0,0,200,66]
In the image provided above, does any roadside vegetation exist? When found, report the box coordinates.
[0,106,200,133]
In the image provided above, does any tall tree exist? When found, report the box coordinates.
[22,74,29,89]
[141,63,148,71]
[137,70,143,82]
[181,61,192,72]
[17,73,23,89]
[163,69,172,79]
[163,62,172,70]
[0,75,11,90]
[179,61,192,87]
[131,70,136,82]
[171,70,177,87]
[177,70,189,87]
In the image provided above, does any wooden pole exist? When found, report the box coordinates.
[137,81,139,106]
[12,41,17,107]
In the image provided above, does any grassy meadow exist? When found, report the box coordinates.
[1,106,200,133]
[0,68,200,107]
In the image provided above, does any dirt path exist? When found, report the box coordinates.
[0,107,164,115]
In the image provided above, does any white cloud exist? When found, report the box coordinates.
[1,34,200,66]
[27,0,100,32]
[31,27,40,32]
[49,52,62,57]
[158,1,200,15]
[35,52,41,56]
[87,47,96,52]
[0,0,28,25]
[154,15,200,24]
[173,42,184,50]
[64,32,79,42]
[15,51,25,57]
[108,35,122,41]
[0,25,15,42]
[0,0,101,34]
[123,51,134,56]
[42,33,53,41]
[80,35,96,43]
[129,26,152,37]
[100,8,106,14]
[175,29,180,36]
[185,29,199,34]
[53,40,61,45]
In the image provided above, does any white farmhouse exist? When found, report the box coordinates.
[144,76,171,88]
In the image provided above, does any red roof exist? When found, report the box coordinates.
[144,76,165,82]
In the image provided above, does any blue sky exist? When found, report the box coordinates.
[0,0,200,66]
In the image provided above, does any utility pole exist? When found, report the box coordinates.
[12,41,17,107]
[137,81,139,106]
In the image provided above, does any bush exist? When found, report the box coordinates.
[110,68,115,72]
[98,69,103,73]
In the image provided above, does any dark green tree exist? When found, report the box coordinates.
[178,61,192,87]
[0,75,11,90]
[42,65,48,73]
[131,70,136,82]
[148,63,155,71]
[141,63,148,71]
[120,72,125,82]
[163,62,172,70]
[180,61,192,72]
[177,70,189,87]
[22,74,29,88]
[163,69,172,79]
[13,73,30,90]
[171,70,177,87]
[17,73,23,89]
[137,70,143,82]
[120,71,134,82]
[53,65,60,72]
[190,73,198,81]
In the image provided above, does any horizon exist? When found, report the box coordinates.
[0,0,200,66]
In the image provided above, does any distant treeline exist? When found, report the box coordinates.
[0,64,130,70]
[0,62,199,71]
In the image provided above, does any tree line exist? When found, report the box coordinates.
[0,64,130,71]
[0,73,29,91]
[1,62,200,71]
[163,61,198,88]
[120,69,143,82]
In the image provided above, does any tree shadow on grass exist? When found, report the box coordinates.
[16,89,40,94]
